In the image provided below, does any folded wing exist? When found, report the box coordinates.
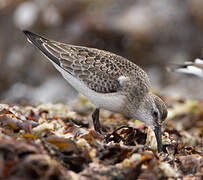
[23,31,150,94]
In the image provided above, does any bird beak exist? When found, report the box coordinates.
[154,124,162,153]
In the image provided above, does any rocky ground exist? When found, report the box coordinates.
[0,94,202,180]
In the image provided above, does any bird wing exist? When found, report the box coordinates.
[23,31,150,94]
[168,59,203,78]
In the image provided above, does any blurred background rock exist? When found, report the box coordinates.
[1,0,203,104]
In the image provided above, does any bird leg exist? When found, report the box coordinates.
[92,108,103,134]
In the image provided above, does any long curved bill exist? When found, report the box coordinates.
[154,124,162,153]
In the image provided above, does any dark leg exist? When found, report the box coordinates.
[92,108,103,134]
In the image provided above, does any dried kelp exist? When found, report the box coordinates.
[0,97,202,180]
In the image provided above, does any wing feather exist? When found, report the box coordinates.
[23,31,150,94]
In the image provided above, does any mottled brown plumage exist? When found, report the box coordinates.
[23,30,167,153]
[35,36,150,96]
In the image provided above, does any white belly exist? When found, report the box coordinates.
[52,62,125,112]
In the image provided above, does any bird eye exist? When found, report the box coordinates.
[152,109,159,118]
[161,109,168,121]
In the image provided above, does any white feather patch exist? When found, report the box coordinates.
[194,58,203,65]
[117,76,129,86]
[176,66,203,78]
[27,37,33,44]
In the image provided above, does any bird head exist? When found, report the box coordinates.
[131,92,168,152]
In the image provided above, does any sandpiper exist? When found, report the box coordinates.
[23,30,168,152]
[169,58,203,78]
